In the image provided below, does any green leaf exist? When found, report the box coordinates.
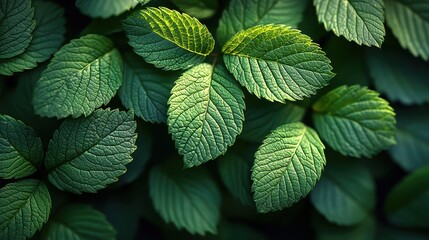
[313,85,396,158]
[167,63,245,168]
[252,122,326,213]
[171,0,218,19]
[123,7,215,71]
[389,107,429,171]
[33,34,123,119]
[42,204,116,240]
[45,109,137,194]
[311,160,375,226]
[385,166,429,229]
[385,0,429,61]
[366,47,429,105]
[0,114,43,179]
[223,24,334,103]
[0,0,35,59]
[216,0,308,46]
[118,52,178,123]
[149,165,221,235]
[314,0,385,47]
[0,0,65,76]
[76,0,148,19]
[0,179,51,240]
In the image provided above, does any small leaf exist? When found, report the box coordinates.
[167,63,245,167]
[149,165,221,235]
[123,7,215,71]
[216,0,308,46]
[223,24,334,103]
[385,0,429,60]
[311,160,375,226]
[0,0,65,76]
[42,204,116,240]
[314,0,385,47]
[33,34,123,119]
[118,52,178,123]
[313,85,396,158]
[0,0,35,59]
[0,114,43,179]
[252,122,326,213]
[0,179,51,240]
[171,0,218,19]
[76,0,147,19]
[45,109,137,194]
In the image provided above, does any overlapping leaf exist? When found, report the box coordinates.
[223,24,334,103]
[76,0,148,19]
[123,7,215,70]
[171,0,218,19]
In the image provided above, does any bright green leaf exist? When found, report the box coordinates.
[314,0,385,47]
[0,179,51,240]
[0,114,43,179]
[45,109,137,194]
[311,160,375,226]
[123,7,215,71]
[167,63,245,168]
[223,24,334,103]
[149,165,221,235]
[313,85,396,158]
[0,0,65,76]
[42,204,116,240]
[0,0,35,59]
[252,122,326,213]
[171,0,218,19]
[118,52,178,123]
[76,0,148,19]
[385,0,429,61]
[216,0,308,46]
[33,34,122,119]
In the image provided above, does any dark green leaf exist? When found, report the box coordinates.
[171,0,218,19]
[76,0,148,19]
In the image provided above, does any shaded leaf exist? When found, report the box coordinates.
[76,0,148,19]
[171,0,218,19]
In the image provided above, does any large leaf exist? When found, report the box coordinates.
[314,0,385,47]
[385,0,429,61]
[0,114,43,179]
[366,47,429,105]
[33,34,122,119]
[223,24,334,103]
[76,0,148,19]
[385,166,429,229]
[0,179,51,240]
[171,0,218,19]
[45,109,137,194]
[216,0,308,46]
[42,204,116,240]
[167,63,245,168]
[0,0,65,76]
[0,0,35,59]
[252,122,326,213]
[313,85,396,158]
[311,160,375,226]
[123,7,215,71]
[149,165,221,235]
[118,52,178,123]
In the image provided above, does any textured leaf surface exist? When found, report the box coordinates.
[76,0,146,19]
[42,204,116,240]
[171,0,218,19]
[0,0,35,59]
[0,0,65,76]
[223,24,334,102]
[123,7,215,71]
[149,165,221,235]
[366,47,429,105]
[0,179,51,240]
[252,122,326,213]
[314,0,385,47]
[167,63,245,167]
[118,52,178,123]
[45,109,137,194]
[0,115,43,179]
[313,85,396,158]
[385,0,429,60]
[217,0,308,46]
[33,34,122,118]
[311,160,375,226]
